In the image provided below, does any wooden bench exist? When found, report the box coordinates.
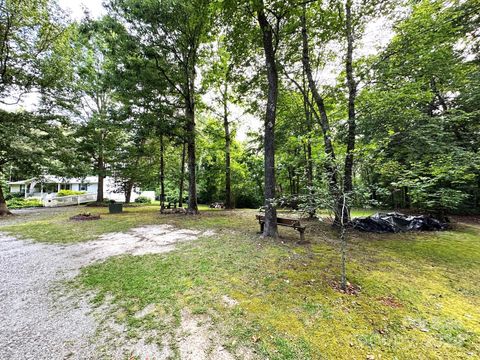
[256,215,306,242]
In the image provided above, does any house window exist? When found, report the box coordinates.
[60,183,71,190]
[19,185,25,193]
[79,183,88,191]
[44,183,57,193]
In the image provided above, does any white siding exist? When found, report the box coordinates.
[86,183,98,194]
[8,175,153,203]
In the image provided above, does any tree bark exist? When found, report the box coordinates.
[96,156,104,203]
[125,181,133,204]
[178,141,186,208]
[185,104,198,214]
[304,97,314,189]
[343,0,357,223]
[0,183,12,216]
[303,74,315,218]
[257,3,278,237]
[223,82,233,209]
[160,134,166,212]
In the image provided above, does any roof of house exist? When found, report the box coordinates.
[8,176,99,185]
[8,178,35,185]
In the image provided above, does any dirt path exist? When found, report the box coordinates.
[0,224,229,360]
[0,206,85,226]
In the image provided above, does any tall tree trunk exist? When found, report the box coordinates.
[343,0,357,223]
[303,76,315,218]
[125,181,133,204]
[223,82,233,209]
[186,103,198,214]
[96,156,104,203]
[178,141,186,207]
[160,134,166,212]
[257,3,278,237]
[304,98,314,190]
[0,183,12,216]
[301,7,340,222]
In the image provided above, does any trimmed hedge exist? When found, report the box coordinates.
[57,190,86,197]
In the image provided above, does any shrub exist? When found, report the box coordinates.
[6,198,43,209]
[5,192,24,200]
[57,189,86,197]
[135,196,152,204]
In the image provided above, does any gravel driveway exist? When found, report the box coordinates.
[0,224,213,359]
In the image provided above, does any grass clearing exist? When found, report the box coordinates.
[0,204,227,243]
[0,205,164,243]
[81,209,480,358]
[2,206,479,358]
[0,205,372,244]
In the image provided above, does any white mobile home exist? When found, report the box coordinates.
[8,175,154,203]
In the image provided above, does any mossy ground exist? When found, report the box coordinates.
[1,206,479,358]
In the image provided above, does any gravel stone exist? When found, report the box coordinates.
[0,224,212,359]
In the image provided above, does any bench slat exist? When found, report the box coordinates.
[256,215,300,227]
[255,215,306,242]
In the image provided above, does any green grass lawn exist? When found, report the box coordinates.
[1,206,479,358]
[0,203,224,243]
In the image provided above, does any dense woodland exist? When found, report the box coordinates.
[1,0,479,234]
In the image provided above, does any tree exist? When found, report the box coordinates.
[68,21,126,202]
[300,3,341,221]
[290,0,394,222]
[203,39,237,208]
[254,0,281,237]
[0,111,70,215]
[0,0,68,104]
[178,141,186,207]
[109,0,215,214]
[343,0,356,220]
[0,0,72,215]
[95,17,174,207]
[195,116,263,208]
[223,0,298,236]
[356,0,480,213]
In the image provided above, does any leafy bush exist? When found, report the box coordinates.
[135,196,152,204]
[4,192,24,201]
[235,191,263,209]
[57,189,86,197]
[6,198,43,209]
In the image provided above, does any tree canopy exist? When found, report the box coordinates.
[1,0,479,221]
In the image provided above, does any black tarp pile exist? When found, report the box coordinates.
[352,212,448,233]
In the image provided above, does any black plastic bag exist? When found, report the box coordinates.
[352,212,448,233]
